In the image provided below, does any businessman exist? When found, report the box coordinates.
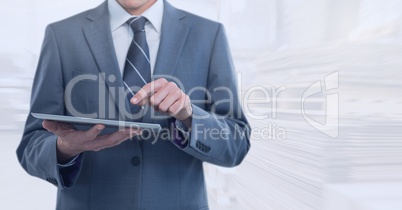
[17,0,250,209]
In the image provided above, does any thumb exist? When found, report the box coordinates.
[85,124,105,139]
[42,120,59,133]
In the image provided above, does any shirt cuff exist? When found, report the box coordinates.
[58,154,80,168]
[175,119,190,133]
[58,153,83,188]
[172,119,190,148]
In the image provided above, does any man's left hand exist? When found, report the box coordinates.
[131,78,193,127]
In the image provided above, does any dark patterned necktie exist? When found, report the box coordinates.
[123,16,151,119]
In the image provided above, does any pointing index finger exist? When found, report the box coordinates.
[131,79,167,105]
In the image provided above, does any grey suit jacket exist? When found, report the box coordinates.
[17,1,250,209]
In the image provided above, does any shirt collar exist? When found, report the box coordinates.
[108,0,163,33]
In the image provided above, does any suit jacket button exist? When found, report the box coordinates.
[131,157,141,166]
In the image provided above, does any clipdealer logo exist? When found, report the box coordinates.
[302,71,339,138]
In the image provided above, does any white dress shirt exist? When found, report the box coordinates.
[108,0,164,75]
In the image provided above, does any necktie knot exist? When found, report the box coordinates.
[127,16,147,33]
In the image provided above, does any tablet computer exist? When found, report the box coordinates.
[31,112,161,131]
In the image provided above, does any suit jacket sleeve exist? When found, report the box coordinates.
[16,25,83,189]
[179,24,251,167]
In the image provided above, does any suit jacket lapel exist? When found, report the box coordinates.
[145,1,190,123]
[153,1,190,78]
[83,2,128,119]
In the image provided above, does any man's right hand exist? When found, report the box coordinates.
[42,120,141,163]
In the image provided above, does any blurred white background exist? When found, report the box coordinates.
[1,0,402,209]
